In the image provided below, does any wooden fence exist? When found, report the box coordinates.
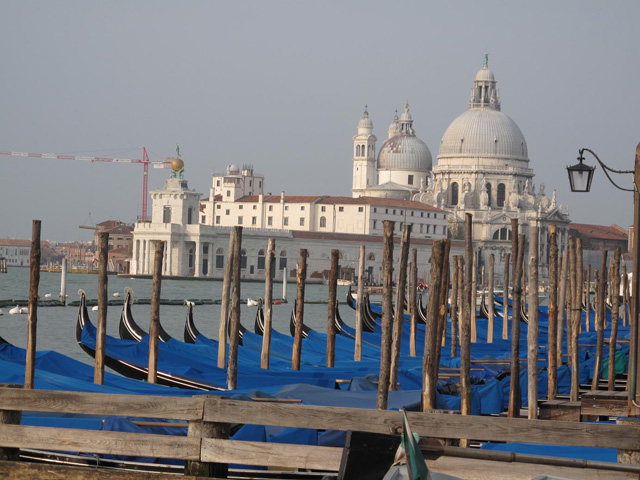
[1,385,640,478]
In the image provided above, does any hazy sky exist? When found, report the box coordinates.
[1,1,639,242]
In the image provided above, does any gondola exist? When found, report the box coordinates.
[118,287,172,343]
[288,301,313,339]
[254,298,265,335]
[478,292,489,319]
[183,303,244,345]
[76,289,224,391]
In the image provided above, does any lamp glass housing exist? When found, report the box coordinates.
[567,159,595,192]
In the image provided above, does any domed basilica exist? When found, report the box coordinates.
[352,56,570,277]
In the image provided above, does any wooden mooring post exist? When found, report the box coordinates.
[25,220,41,390]
[377,220,394,410]
[623,262,629,329]
[461,214,474,418]
[327,249,339,367]
[148,240,164,384]
[435,240,451,367]
[95,232,109,385]
[557,252,568,367]
[185,395,230,478]
[260,238,275,370]
[409,248,418,357]
[487,254,495,344]
[527,226,539,419]
[390,226,411,391]
[508,233,525,418]
[502,252,510,340]
[59,257,67,304]
[217,231,237,369]
[228,226,243,390]
[548,225,558,401]
[608,247,622,390]
[355,245,366,362]
[592,249,608,390]
[586,263,592,332]
[292,249,307,371]
[422,239,445,410]
[450,256,459,358]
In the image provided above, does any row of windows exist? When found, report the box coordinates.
[371,221,447,235]
[450,182,506,207]
[355,144,374,158]
[0,248,29,256]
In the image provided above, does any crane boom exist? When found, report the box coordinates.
[0,147,171,221]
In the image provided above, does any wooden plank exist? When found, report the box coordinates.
[0,424,200,460]
[0,388,204,421]
[581,391,629,417]
[202,397,640,450]
[201,438,341,471]
[0,460,206,480]
[538,401,581,422]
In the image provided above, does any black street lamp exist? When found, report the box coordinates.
[568,144,640,412]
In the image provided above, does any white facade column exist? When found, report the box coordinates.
[132,240,138,274]
[208,242,214,277]
[194,241,201,277]
[167,241,173,276]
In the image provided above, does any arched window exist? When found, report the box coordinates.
[492,227,512,241]
[240,249,247,269]
[279,250,287,271]
[361,144,365,156]
[486,183,492,206]
[367,253,375,261]
[497,183,506,207]
[451,182,459,206]
[356,145,360,157]
[216,248,224,269]
[257,249,265,270]
[320,216,326,228]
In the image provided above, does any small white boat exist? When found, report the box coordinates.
[20,307,28,314]
[9,305,20,315]
[112,292,121,298]
[247,298,258,307]
[337,279,353,286]
[91,305,99,312]
[44,293,52,298]
[0,309,3,316]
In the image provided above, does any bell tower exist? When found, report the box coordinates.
[351,107,377,197]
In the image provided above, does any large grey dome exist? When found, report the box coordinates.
[438,108,528,161]
[378,134,432,171]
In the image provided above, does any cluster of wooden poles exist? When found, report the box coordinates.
[22,218,630,422]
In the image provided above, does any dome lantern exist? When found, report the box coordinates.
[469,54,501,111]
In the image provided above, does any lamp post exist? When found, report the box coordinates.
[567,143,640,412]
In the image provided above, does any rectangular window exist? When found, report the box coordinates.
[163,206,171,223]
[225,209,230,215]
[239,205,243,210]
[421,212,424,217]
[338,206,344,212]
[201,215,206,223]
[226,190,230,197]
[411,211,414,216]
[301,206,305,211]
[358,207,363,212]
[385,209,388,214]
[408,174,414,185]
[259,181,262,187]
[374,208,377,213]
[393,209,396,215]
[427,225,430,234]
[321,206,326,212]
[216,204,221,209]
[252,216,257,225]
[269,205,273,211]
[285,206,289,211]
[300,217,305,226]
[249,180,252,187]
[373,220,377,229]
[284,217,289,226]
[268,216,273,226]
[216,180,220,187]
[253,205,257,210]
[238,216,243,225]
[203,245,209,254]
[187,207,192,224]
[215,216,220,224]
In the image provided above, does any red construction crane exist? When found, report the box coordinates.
[0,147,171,221]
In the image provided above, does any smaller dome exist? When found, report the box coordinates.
[170,158,184,172]
[399,102,412,122]
[378,135,432,172]
[227,164,240,174]
[475,65,495,82]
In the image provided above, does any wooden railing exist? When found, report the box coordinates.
[1,386,640,477]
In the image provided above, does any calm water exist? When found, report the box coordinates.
[0,268,352,366]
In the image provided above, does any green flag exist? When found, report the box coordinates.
[402,409,430,480]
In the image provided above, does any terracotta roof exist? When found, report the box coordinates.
[236,195,324,203]
[0,239,31,247]
[104,225,133,235]
[569,223,628,241]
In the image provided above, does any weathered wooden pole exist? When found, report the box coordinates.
[608,247,622,390]
[585,264,592,332]
[508,234,525,418]
[355,245,366,362]
[576,239,584,336]
[567,237,580,400]
[461,214,474,418]
[557,253,568,367]
[94,232,109,385]
[435,240,451,366]
[148,240,164,384]
[260,238,275,370]
[409,248,418,357]
[450,256,459,358]
[527,226,539,419]
[59,257,67,305]
[455,256,465,358]
[282,266,287,302]
[24,220,41,390]
[487,254,495,344]
[292,249,307,371]
[327,249,339,367]
[592,250,608,390]
[510,218,520,332]
[227,226,243,390]
[217,231,237,369]
[377,220,394,410]
[547,225,558,401]
[502,252,511,340]
[623,262,629,328]
[390,225,411,391]
[422,240,445,410]
[471,252,478,344]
